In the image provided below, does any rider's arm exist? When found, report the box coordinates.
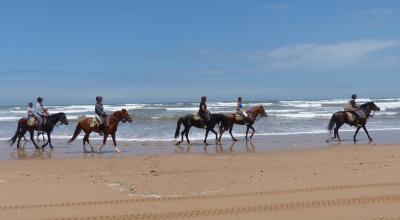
[95,105,107,116]
[201,104,208,112]
[35,104,42,116]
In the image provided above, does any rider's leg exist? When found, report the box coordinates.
[36,116,43,134]
[98,116,104,136]
[353,110,361,127]
[200,113,207,128]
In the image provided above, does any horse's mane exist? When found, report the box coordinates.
[359,102,374,109]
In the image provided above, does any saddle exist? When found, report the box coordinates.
[27,118,38,126]
[235,114,244,121]
[89,117,100,128]
[346,112,356,122]
[192,114,201,121]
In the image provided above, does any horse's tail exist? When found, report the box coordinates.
[67,122,83,143]
[8,121,22,146]
[327,114,336,133]
[174,117,184,139]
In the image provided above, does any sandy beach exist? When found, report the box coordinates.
[0,131,400,220]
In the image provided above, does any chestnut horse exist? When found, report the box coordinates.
[9,113,69,149]
[219,105,267,141]
[67,109,132,153]
[327,102,380,142]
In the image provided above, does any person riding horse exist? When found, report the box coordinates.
[199,95,210,129]
[343,94,361,127]
[95,96,108,136]
[237,97,250,125]
[35,97,49,134]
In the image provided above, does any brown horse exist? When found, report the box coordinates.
[219,105,267,141]
[9,113,69,149]
[327,102,380,142]
[67,109,133,153]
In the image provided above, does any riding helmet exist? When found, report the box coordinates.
[37,97,43,102]
[96,96,103,101]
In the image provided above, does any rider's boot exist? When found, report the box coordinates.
[38,123,43,134]
[99,124,104,136]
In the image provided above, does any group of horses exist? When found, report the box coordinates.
[8,102,381,154]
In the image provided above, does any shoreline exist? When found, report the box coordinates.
[2,129,400,161]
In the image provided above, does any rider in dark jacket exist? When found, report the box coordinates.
[95,96,108,136]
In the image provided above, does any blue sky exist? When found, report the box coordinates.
[1,0,399,105]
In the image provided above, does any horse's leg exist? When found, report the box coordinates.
[229,124,237,142]
[97,134,109,154]
[82,133,90,153]
[18,130,28,148]
[175,126,186,145]
[353,127,361,142]
[203,129,210,145]
[361,125,373,141]
[218,124,225,142]
[41,132,50,148]
[45,132,53,149]
[110,133,121,153]
[86,134,95,153]
[210,128,219,145]
[185,127,191,144]
[333,123,344,141]
[249,125,255,140]
[29,130,39,149]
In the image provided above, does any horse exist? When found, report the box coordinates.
[174,113,229,145]
[67,109,133,153]
[327,102,380,142]
[219,105,267,141]
[8,113,69,149]
[16,117,46,142]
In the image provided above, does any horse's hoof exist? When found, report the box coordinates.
[97,151,101,154]
[338,139,342,142]
[369,139,373,141]
[116,150,121,153]
[175,142,181,145]
[204,142,209,145]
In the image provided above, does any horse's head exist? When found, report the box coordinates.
[59,112,69,125]
[361,102,380,111]
[121,109,133,123]
[258,105,267,117]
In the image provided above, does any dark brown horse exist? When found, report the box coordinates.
[16,117,46,142]
[9,113,69,149]
[327,102,380,142]
[174,113,229,145]
[67,109,133,153]
[219,105,267,141]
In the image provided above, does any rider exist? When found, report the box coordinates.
[237,97,249,125]
[27,102,35,119]
[198,95,209,129]
[35,97,49,134]
[95,96,108,136]
[344,94,361,127]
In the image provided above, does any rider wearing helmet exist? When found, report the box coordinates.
[35,97,49,134]
[344,94,361,127]
[95,96,108,136]
[237,97,249,125]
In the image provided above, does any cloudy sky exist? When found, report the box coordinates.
[1,0,399,105]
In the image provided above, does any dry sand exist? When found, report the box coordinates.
[0,136,400,219]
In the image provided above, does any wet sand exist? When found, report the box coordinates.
[0,130,400,219]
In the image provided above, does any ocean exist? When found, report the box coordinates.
[1,98,399,142]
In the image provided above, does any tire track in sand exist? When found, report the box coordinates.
[46,195,400,220]
[1,182,399,211]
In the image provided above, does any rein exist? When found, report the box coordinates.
[111,112,127,126]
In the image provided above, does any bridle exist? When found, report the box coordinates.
[111,112,128,126]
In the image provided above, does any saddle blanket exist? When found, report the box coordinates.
[192,114,201,121]
[346,112,356,122]
[235,114,244,121]
[89,117,99,128]
[27,118,38,126]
